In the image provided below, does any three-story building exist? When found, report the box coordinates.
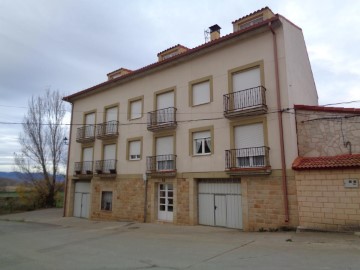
[63,7,318,231]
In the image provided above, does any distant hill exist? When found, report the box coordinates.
[0,177,19,187]
[0,172,65,182]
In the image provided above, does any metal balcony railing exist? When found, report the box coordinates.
[223,86,267,118]
[146,154,177,173]
[95,159,117,175]
[96,120,119,139]
[147,107,177,131]
[76,125,95,143]
[74,161,93,176]
[225,146,270,170]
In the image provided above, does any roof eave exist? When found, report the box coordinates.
[63,16,281,103]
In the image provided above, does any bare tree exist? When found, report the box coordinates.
[14,89,67,207]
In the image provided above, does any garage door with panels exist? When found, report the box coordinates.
[198,180,242,229]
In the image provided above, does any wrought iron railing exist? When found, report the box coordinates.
[74,161,93,175]
[76,125,95,142]
[95,159,117,174]
[146,154,177,173]
[96,120,119,138]
[147,107,177,130]
[223,86,266,115]
[225,146,270,170]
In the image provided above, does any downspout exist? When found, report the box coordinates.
[143,175,148,223]
[268,22,290,222]
[63,101,74,217]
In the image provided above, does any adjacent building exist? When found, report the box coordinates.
[63,7,318,231]
[293,105,360,231]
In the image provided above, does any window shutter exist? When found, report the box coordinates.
[156,136,174,155]
[129,141,141,158]
[157,91,174,109]
[106,107,118,122]
[234,123,264,149]
[104,144,116,160]
[193,131,210,140]
[232,67,260,91]
[130,100,142,119]
[193,81,210,105]
[85,113,95,125]
[83,147,93,161]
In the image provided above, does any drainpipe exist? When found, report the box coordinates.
[268,22,290,223]
[63,101,74,217]
[143,173,148,223]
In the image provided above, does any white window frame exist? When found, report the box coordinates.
[129,140,141,161]
[193,131,211,156]
[189,76,213,107]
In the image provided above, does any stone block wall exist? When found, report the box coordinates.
[243,170,299,231]
[296,169,360,231]
[91,177,144,222]
[296,110,360,157]
[176,178,190,225]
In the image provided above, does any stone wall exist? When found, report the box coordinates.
[296,110,360,157]
[91,177,145,222]
[296,169,360,231]
[243,170,299,231]
[176,178,190,225]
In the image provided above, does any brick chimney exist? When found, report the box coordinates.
[209,24,221,41]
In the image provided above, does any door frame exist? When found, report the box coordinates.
[157,183,174,222]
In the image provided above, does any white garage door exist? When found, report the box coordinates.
[198,180,242,229]
[73,181,91,219]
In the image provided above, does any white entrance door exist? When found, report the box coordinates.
[73,182,91,219]
[158,183,173,221]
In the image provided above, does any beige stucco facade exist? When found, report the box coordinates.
[64,10,318,231]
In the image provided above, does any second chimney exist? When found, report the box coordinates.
[209,24,221,41]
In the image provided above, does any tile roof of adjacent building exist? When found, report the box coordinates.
[292,154,360,170]
[63,9,283,102]
[294,104,360,113]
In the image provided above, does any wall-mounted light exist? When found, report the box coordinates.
[63,137,69,145]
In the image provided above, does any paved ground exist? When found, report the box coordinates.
[0,209,360,270]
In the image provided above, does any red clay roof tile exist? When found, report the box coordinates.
[294,104,360,113]
[292,154,360,170]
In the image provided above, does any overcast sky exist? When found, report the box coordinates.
[1,0,360,172]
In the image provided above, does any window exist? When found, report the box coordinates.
[128,97,143,120]
[129,140,141,160]
[101,191,112,211]
[189,76,212,106]
[234,123,265,168]
[193,131,211,155]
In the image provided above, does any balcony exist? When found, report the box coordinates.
[96,120,119,139]
[225,146,271,175]
[223,86,267,118]
[73,161,93,178]
[147,107,177,131]
[76,125,95,143]
[146,154,177,177]
[95,159,117,177]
